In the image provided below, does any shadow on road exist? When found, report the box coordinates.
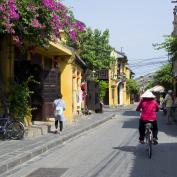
[122,110,140,117]
[113,142,177,177]
[122,118,139,129]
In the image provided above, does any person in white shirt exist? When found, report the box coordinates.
[53,93,66,134]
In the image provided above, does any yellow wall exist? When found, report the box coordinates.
[59,56,84,122]
[108,51,119,107]
[124,67,131,105]
[119,61,131,106]
[72,65,83,118]
[59,58,73,122]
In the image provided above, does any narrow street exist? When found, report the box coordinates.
[2,107,177,177]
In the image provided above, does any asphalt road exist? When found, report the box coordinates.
[3,109,177,177]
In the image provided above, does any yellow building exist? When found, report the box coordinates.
[108,50,119,106]
[109,50,129,106]
[98,50,130,107]
[70,53,86,120]
[0,35,86,123]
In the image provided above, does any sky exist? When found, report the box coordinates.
[63,0,174,78]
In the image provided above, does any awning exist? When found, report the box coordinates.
[36,41,72,56]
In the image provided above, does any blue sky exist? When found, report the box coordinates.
[63,0,174,78]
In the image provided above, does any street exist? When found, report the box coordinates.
[3,107,177,177]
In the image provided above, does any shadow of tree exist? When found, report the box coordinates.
[113,143,177,177]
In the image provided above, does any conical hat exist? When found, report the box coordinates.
[141,90,155,98]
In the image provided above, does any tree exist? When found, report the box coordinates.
[0,0,85,47]
[67,28,114,70]
[153,63,173,91]
[96,80,108,101]
[126,79,140,95]
[153,36,177,62]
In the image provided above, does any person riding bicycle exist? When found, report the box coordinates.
[136,90,159,145]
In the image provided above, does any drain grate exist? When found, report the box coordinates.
[26,168,68,177]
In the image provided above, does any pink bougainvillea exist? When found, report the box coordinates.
[0,0,85,46]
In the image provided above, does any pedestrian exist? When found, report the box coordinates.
[53,93,66,134]
[136,90,159,145]
[164,90,173,124]
[160,94,167,115]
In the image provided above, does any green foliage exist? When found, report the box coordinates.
[96,80,108,101]
[126,79,140,94]
[153,36,177,61]
[153,63,173,91]
[67,28,114,70]
[9,76,39,121]
[0,0,84,47]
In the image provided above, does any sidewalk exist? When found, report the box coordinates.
[0,110,116,175]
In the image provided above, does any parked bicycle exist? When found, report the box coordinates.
[145,122,153,159]
[0,117,25,140]
[0,102,25,140]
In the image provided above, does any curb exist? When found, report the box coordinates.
[0,113,115,175]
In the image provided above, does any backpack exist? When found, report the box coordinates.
[54,101,63,116]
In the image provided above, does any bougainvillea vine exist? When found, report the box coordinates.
[0,0,85,46]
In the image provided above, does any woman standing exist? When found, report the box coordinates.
[53,93,66,134]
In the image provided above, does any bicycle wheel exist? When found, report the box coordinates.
[147,136,152,159]
[5,121,25,140]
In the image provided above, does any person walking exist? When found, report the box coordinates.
[161,95,167,115]
[53,93,66,134]
[136,90,159,145]
[164,90,173,124]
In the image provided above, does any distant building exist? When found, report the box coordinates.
[96,50,131,106]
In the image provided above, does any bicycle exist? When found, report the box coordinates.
[0,101,25,140]
[145,122,153,159]
[0,116,25,140]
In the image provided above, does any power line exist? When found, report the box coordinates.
[128,56,168,62]
[135,68,160,74]
[134,66,164,75]
[129,61,168,68]
[129,57,168,65]
[132,62,168,76]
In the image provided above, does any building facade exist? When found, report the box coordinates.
[97,50,130,107]
[0,35,86,123]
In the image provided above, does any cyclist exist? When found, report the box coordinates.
[136,90,159,145]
